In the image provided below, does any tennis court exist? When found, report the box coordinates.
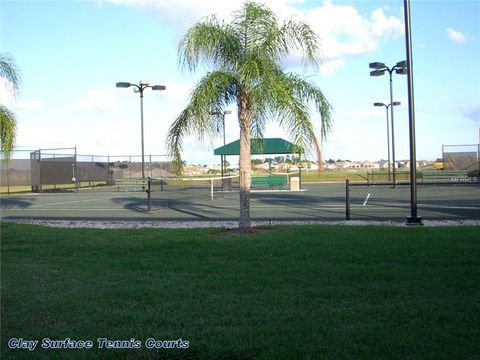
[1,180,479,221]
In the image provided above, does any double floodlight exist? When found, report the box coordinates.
[369,62,386,70]
[116,82,166,91]
[369,60,407,77]
[374,101,401,107]
[370,69,386,77]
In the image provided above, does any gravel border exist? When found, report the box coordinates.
[4,219,480,229]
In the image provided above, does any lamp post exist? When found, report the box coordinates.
[403,0,422,225]
[370,61,407,184]
[116,81,166,180]
[374,101,401,181]
[212,110,232,180]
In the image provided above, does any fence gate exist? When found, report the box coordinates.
[30,148,77,192]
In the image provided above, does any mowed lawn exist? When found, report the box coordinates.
[1,223,479,360]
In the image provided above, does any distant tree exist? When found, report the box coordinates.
[0,53,21,160]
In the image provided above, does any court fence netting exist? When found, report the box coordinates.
[442,144,480,171]
[346,180,480,221]
[351,143,480,221]
[2,147,479,222]
[1,147,173,194]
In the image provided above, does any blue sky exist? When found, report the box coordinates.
[1,0,479,164]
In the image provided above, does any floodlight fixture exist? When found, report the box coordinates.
[369,61,407,184]
[115,80,166,180]
[116,82,131,88]
[370,69,386,77]
[373,101,400,181]
[369,62,386,69]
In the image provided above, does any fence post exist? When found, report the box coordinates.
[346,179,351,220]
[147,177,151,213]
[6,165,10,194]
[299,166,302,190]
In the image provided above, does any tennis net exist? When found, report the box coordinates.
[75,179,147,193]
[147,175,240,211]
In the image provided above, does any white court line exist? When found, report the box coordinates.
[3,208,131,211]
[27,195,127,208]
[363,193,371,206]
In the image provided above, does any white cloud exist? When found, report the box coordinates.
[0,79,42,110]
[13,100,43,110]
[459,103,480,124]
[68,88,118,112]
[319,58,344,76]
[0,78,15,107]
[446,27,467,43]
[162,80,194,101]
[307,2,403,61]
[101,0,404,75]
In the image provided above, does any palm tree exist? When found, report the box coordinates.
[0,53,21,160]
[167,1,332,231]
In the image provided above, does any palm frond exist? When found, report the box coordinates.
[283,73,333,140]
[256,71,332,161]
[233,2,279,56]
[281,20,320,69]
[166,71,238,174]
[178,16,240,73]
[0,53,21,97]
[0,105,17,160]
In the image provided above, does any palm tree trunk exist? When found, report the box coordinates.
[312,136,324,174]
[238,102,252,231]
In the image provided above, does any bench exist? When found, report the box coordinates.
[251,176,287,189]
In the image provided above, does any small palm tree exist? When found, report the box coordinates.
[0,53,21,160]
[167,1,332,231]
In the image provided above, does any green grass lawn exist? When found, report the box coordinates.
[1,223,479,359]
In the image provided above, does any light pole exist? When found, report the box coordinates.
[374,101,401,181]
[370,61,407,184]
[403,0,422,225]
[116,81,166,180]
[212,110,232,180]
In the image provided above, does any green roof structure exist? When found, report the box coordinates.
[214,138,303,156]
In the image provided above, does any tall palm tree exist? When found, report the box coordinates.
[167,1,332,231]
[0,53,21,160]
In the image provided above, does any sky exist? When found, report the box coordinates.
[1,0,479,165]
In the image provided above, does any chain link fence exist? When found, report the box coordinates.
[1,148,172,193]
[346,179,480,221]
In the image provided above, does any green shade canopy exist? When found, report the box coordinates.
[214,138,303,156]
